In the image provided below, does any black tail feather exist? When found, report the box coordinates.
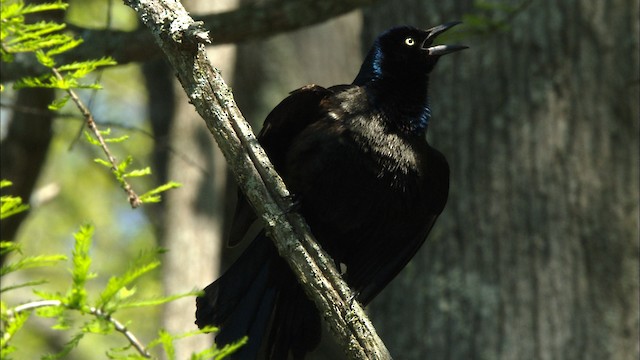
[267,281,320,360]
[195,233,321,359]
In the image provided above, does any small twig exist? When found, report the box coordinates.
[0,101,210,176]
[2,300,62,346]
[7,299,62,315]
[50,68,143,208]
[3,300,151,358]
[88,306,151,358]
[68,0,114,152]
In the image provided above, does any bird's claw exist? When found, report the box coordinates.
[284,194,302,213]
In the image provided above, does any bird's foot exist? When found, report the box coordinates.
[348,290,360,308]
[283,193,301,213]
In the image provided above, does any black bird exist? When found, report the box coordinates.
[196,22,466,359]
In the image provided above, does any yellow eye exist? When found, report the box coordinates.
[405,37,415,46]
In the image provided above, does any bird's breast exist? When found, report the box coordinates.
[284,116,432,249]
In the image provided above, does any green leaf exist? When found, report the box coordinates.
[0,310,29,355]
[0,254,67,277]
[0,241,20,256]
[103,135,130,143]
[105,344,147,360]
[93,158,113,168]
[153,330,175,360]
[12,74,46,89]
[84,131,102,146]
[117,290,199,310]
[98,128,112,136]
[176,326,245,360]
[0,182,29,219]
[45,37,82,57]
[0,279,48,293]
[57,57,117,76]
[0,199,29,219]
[1,2,24,21]
[48,95,70,110]
[117,156,134,175]
[13,73,71,90]
[97,248,163,311]
[212,337,248,360]
[82,317,115,335]
[19,1,69,16]
[123,167,151,178]
[35,49,55,67]
[33,289,64,301]
[66,224,95,309]
[138,182,182,204]
[34,304,64,319]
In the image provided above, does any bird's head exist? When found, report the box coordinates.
[354,22,467,85]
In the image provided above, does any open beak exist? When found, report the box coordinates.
[422,21,468,56]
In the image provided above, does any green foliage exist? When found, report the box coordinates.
[1,0,180,207]
[1,183,67,295]
[147,327,247,360]
[0,250,67,279]
[88,135,183,205]
[139,181,182,204]
[67,224,96,309]
[0,0,69,61]
[1,1,206,357]
[1,0,116,108]
[0,180,30,220]
[0,215,243,359]
[14,57,117,91]
[97,247,162,312]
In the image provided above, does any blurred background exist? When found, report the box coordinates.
[1,0,638,359]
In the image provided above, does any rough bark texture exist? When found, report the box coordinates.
[362,1,639,359]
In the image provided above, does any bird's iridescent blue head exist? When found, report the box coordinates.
[354,22,467,85]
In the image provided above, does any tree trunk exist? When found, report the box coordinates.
[362,1,639,359]
[0,88,54,254]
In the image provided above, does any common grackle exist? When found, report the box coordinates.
[196,22,466,359]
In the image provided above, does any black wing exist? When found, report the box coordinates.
[346,146,450,305]
[227,85,336,246]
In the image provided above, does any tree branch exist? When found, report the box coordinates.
[123,0,391,359]
[0,0,378,83]
[4,300,151,358]
[50,68,143,208]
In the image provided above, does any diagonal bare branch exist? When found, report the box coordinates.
[123,0,392,358]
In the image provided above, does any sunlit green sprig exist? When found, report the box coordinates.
[2,0,181,207]
[1,221,243,359]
